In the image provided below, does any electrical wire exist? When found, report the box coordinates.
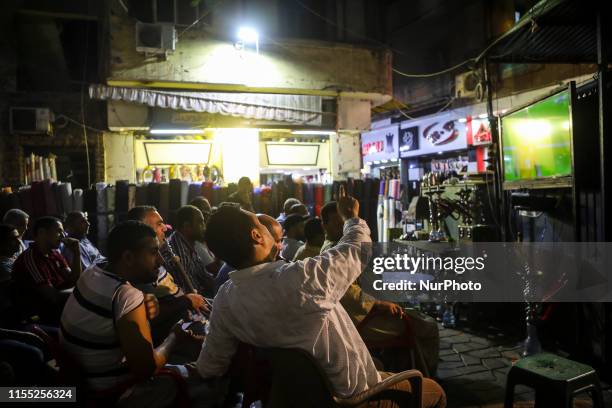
[294,0,550,79]
[56,115,106,133]
[293,0,475,78]
[177,0,229,39]
[392,60,475,78]
[393,97,455,121]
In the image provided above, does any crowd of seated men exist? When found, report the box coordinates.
[0,181,446,408]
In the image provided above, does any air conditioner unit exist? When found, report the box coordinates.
[135,22,176,54]
[9,107,52,134]
[455,71,484,101]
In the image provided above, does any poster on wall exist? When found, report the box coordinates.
[399,125,419,153]
[400,113,467,157]
[361,125,399,163]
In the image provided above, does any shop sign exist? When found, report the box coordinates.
[400,113,467,157]
[467,116,492,146]
[399,125,419,153]
[361,125,399,163]
[431,155,469,174]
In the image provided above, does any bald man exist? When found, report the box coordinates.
[257,214,283,260]
[213,214,285,295]
[61,211,106,269]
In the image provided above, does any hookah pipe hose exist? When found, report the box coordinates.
[172,255,196,294]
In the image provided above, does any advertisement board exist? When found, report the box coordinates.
[361,125,399,163]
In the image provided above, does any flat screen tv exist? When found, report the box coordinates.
[501,86,573,189]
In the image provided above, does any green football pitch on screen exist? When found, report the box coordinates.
[502,90,572,182]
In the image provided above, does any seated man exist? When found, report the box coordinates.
[213,214,283,294]
[276,198,300,225]
[127,206,208,344]
[12,217,81,324]
[321,201,439,375]
[227,177,254,212]
[0,224,21,327]
[60,221,219,407]
[197,192,445,407]
[288,203,309,217]
[189,197,222,277]
[61,211,106,270]
[168,205,215,297]
[293,217,325,261]
[280,214,307,261]
[2,209,30,257]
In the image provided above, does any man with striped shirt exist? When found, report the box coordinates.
[60,221,219,407]
[127,206,209,344]
[12,216,82,324]
[168,205,214,297]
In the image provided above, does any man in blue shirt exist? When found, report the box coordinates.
[61,211,106,270]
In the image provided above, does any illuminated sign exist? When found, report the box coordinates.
[361,125,399,163]
[400,113,467,157]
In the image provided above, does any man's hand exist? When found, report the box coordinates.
[144,294,160,320]
[62,237,81,252]
[185,293,210,314]
[172,322,205,345]
[337,185,360,221]
[374,301,404,318]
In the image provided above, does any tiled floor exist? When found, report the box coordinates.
[435,326,612,408]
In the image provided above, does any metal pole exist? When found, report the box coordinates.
[597,9,610,241]
[483,58,505,241]
[596,6,612,381]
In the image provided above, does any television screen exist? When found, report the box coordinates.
[501,89,572,186]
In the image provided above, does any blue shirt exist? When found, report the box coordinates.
[214,263,235,295]
[61,237,106,270]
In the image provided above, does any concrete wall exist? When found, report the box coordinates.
[0,1,107,188]
[107,1,392,96]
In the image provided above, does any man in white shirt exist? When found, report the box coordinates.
[196,191,446,407]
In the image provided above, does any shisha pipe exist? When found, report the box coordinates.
[172,255,196,294]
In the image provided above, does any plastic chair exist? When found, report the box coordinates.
[357,310,431,378]
[264,347,423,408]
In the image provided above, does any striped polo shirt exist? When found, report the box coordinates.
[60,265,144,390]
[12,243,71,288]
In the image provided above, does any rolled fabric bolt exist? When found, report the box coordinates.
[180,180,189,206]
[382,196,389,243]
[73,189,84,212]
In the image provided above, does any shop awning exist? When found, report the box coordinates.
[89,84,323,126]
[476,0,608,64]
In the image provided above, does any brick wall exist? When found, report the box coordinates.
[0,92,107,188]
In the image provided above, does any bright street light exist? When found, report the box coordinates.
[238,27,259,43]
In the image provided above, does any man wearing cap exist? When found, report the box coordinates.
[280,213,307,261]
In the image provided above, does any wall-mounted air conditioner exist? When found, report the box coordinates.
[9,107,52,135]
[455,71,484,101]
[136,22,176,55]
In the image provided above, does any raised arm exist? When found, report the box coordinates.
[287,190,373,307]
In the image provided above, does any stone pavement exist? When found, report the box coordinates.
[435,325,612,408]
